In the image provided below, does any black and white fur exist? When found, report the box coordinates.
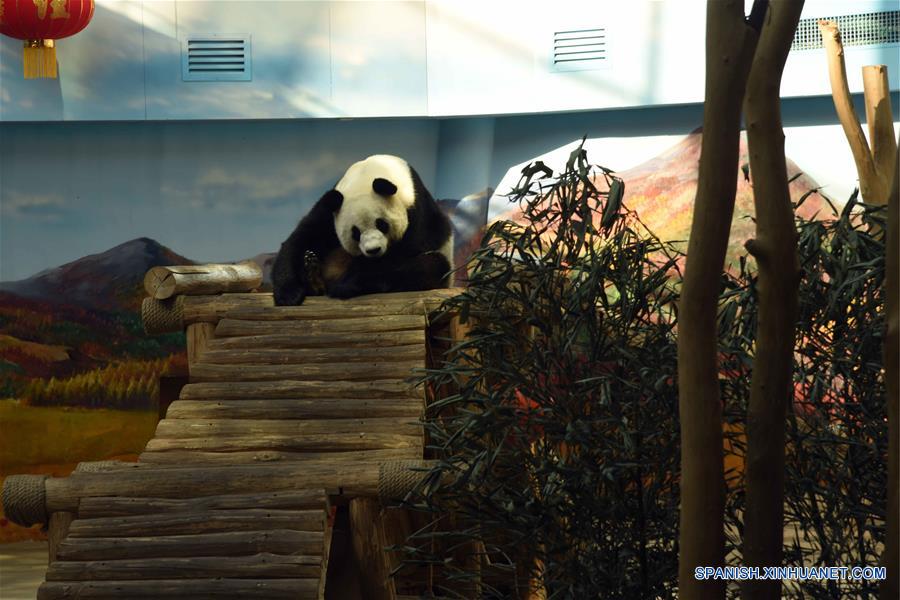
[272,154,454,306]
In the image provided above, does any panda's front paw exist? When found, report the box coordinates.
[274,282,307,306]
[327,274,365,300]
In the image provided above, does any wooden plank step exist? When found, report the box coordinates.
[189,361,422,383]
[154,418,422,439]
[78,490,327,518]
[164,398,424,420]
[138,447,421,466]
[144,432,422,453]
[37,578,318,599]
[46,553,321,581]
[179,380,423,400]
[56,530,324,560]
[197,345,423,364]
[67,509,324,538]
[205,330,425,350]
[216,314,425,337]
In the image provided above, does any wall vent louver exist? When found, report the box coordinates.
[182,34,252,82]
[552,28,607,72]
[792,11,900,51]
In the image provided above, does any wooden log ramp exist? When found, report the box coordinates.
[33,287,460,599]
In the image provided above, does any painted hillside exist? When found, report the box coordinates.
[491,130,835,268]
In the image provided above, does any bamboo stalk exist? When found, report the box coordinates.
[741,3,805,599]
[46,553,321,581]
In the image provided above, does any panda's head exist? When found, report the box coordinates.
[331,155,416,258]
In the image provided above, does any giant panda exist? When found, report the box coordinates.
[272,154,454,306]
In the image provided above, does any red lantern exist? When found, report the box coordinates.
[0,0,94,79]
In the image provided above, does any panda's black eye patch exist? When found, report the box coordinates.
[351,226,361,242]
[375,218,390,234]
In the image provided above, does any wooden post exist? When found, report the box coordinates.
[677,2,765,597]
[47,511,73,563]
[186,322,215,376]
[882,132,900,600]
[349,497,395,600]
[741,3,805,599]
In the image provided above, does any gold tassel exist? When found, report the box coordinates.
[23,39,57,79]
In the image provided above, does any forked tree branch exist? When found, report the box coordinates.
[818,20,894,205]
[677,1,765,597]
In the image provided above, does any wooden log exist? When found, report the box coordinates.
[206,330,425,350]
[164,398,424,420]
[144,263,263,300]
[198,345,424,365]
[138,447,421,466]
[78,490,327,518]
[144,432,422,454]
[154,417,422,439]
[37,577,318,599]
[189,361,422,383]
[144,289,461,334]
[44,461,428,513]
[67,509,324,538]
[318,513,334,600]
[186,322,215,374]
[46,553,321,581]
[56,529,325,561]
[215,314,426,337]
[179,380,423,400]
[48,511,74,563]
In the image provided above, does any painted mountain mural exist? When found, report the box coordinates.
[0,238,195,411]
[491,130,835,269]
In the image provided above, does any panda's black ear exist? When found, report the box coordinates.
[322,189,343,212]
[372,178,398,197]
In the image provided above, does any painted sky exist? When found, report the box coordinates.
[0,119,440,281]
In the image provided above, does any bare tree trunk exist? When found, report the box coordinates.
[881,132,899,600]
[677,1,766,597]
[818,21,897,206]
[740,3,805,599]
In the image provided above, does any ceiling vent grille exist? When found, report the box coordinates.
[552,28,607,72]
[181,34,252,82]
[792,11,900,51]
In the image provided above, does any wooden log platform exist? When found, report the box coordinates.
[24,285,461,600]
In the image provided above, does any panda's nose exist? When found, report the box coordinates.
[365,247,380,256]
